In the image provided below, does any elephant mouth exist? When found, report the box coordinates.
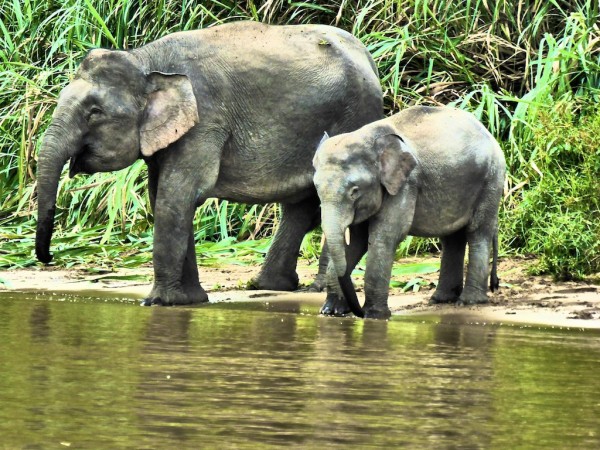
[68,155,82,178]
[68,146,91,178]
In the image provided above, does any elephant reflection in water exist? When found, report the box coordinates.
[131,306,499,446]
[133,307,314,444]
[29,302,51,343]
[301,318,499,447]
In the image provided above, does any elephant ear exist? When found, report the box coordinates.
[376,133,417,195]
[140,72,199,157]
[312,131,330,168]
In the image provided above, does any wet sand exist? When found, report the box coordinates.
[1,258,599,329]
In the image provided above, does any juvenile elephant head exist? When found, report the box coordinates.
[36,49,199,263]
[313,124,417,315]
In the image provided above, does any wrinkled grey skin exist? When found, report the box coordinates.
[313,106,505,319]
[36,21,383,305]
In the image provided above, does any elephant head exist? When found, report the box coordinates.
[35,49,199,263]
[313,125,417,316]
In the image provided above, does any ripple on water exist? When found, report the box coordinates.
[0,292,598,447]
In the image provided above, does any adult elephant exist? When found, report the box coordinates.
[35,21,383,305]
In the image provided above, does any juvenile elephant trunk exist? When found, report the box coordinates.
[321,207,365,318]
[35,124,77,263]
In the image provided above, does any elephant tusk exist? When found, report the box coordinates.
[345,227,351,246]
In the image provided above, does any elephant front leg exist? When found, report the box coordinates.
[362,239,396,320]
[141,132,226,306]
[180,222,208,302]
[142,191,207,306]
[361,189,416,319]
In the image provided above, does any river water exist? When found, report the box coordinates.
[0,291,599,448]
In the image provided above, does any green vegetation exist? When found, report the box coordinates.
[1,0,599,279]
[506,101,600,280]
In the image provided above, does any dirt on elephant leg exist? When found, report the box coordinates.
[429,285,462,304]
[141,285,209,306]
[363,305,392,320]
[456,285,489,305]
[247,270,299,292]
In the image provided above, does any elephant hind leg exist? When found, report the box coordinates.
[430,228,467,304]
[306,238,329,292]
[250,195,321,291]
[458,181,502,305]
[458,232,493,305]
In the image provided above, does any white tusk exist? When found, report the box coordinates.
[345,227,351,246]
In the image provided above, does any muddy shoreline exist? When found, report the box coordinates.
[1,257,599,329]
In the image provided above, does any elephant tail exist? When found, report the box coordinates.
[489,231,500,292]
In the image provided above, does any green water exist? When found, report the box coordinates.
[0,292,599,448]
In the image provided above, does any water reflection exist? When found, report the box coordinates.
[29,302,51,343]
[0,293,599,448]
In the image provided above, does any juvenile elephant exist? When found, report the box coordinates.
[35,21,383,305]
[313,106,505,319]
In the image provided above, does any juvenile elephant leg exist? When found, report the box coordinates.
[459,185,502,305]
[362,240,397,320]
[251,196,321,291]
[362,189,416,319]
[430,228,467,304]
[458,231,492,305]
[321,222,369,316]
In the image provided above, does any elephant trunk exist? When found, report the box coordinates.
[35,123,78,263]
[321,204,365,318]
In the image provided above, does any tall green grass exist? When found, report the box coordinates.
[1,0,599,278]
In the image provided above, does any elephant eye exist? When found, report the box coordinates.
[87,106,103,122]
[349,185,360,201]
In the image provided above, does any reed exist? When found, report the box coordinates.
[0,0,598,278]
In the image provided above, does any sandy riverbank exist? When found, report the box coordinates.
[1,257,599,329]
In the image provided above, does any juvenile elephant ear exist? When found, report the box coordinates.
[376,133,417,195]
[140,72,199,157]
[312,131,330,167]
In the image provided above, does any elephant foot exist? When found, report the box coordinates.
[306,273,327,292]
[320,293,351,316]
[429,286,463,305]
[248,270,299,291]
[456,287,488,305]
[363,305,391,320]
[140,285,209,307]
